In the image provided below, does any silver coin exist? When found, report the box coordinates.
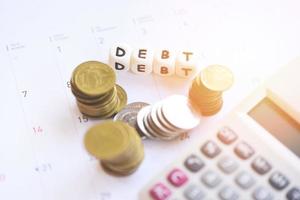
[143,109,160,140]
[150,102,179,137]
[114,102,149,139]
[144,106,176,140]
[157,102,182,132]
[135,125,148,140]
[161,95,201,130]
[114,108,139,127]
[114,102,149,122]
[125,102,150,110]
[136,106,155,139]
[147,113,177,140]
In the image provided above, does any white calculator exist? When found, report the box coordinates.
[139,58,300,200]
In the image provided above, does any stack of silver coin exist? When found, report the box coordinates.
[114,102,150,139]
[136,95,201,140]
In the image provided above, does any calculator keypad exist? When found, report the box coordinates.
[149,183,171,200]
[235,171,255,189]
[167,169,188,187]
[184,184,205,200]
[234,141,255,160]
[201,170,222,188]
[217,156,239,174]
[217,126,238,145]
[251,156,272,175]
[201,140,221,158]
[252,186,273,200]
[287,187,300,200]
[184,154,205,173]
[268,171,289,190]
[218,186,239,200]
[144,126,299,200]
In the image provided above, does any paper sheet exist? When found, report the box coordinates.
[0,0,300,199]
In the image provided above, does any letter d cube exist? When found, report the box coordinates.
[109,43,132,71]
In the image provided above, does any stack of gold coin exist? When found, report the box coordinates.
[189,65,234,116]
[71,61,127,118]
[84,121,144,176]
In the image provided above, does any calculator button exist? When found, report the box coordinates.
[167,168,188,187]
[218,186,239,200]
[184,154,205,173]
[268,171,289,190]
[287,187,300,200]
[217,126,238,145]
[201,140,221,158]
[217,156,239,174]
[251,156,272,175]
[201,170,222,188]
[234,141,255,160]
[184,184,205,200]
[149,183,171,200]
[252,187,273,200]
[235,171,255,189]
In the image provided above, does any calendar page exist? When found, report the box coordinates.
[0,0,299,199]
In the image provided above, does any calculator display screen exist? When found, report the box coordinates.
[248,97,300,157]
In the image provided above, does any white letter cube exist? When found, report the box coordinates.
[175,51,197,78]
[109,43,132,71]
[153,49,176,76]
[130,48,154,75]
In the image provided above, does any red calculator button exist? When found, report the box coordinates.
[167,168,188,187]
[149,183,171,200]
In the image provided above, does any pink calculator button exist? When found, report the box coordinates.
[167,168,188,187]
[149,183,171,200]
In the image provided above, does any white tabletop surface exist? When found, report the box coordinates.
[0,0,299,199]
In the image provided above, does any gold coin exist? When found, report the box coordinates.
[189,88,221,100]
[78,98,118,118]
[104,123,142,165]
[72,61,116,97]
[99,122,144,176]
[116,84,127,112]
[76,87,119,118]
[101,160,141,176]
[200,65,234,92]
[103,146,144,174]
[84,89,117,110]
[103,153,143,173]
[189,93,222,105]
[84,121,130,160]
[199,100,223,111]
[195,76,212,92]
[200,100,223,116]
[77,87,120,119]
[99,102,120,118]
[192,93,222,100]
[75,87,115,105]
